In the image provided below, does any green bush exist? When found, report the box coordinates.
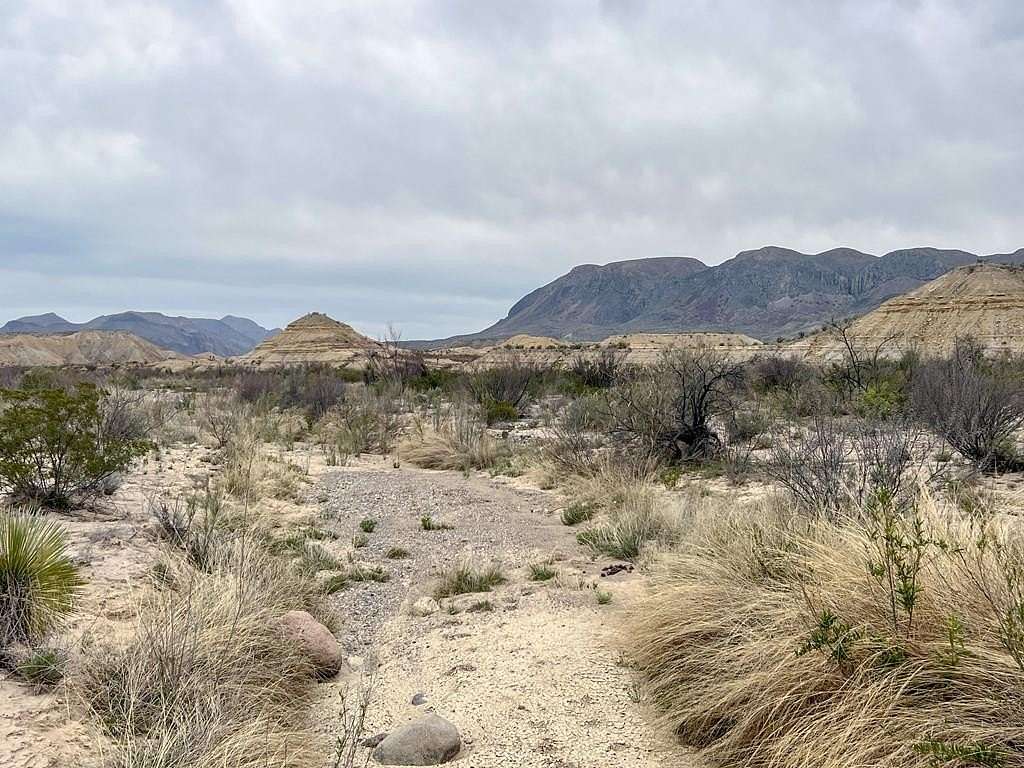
[0,384,150,508]
[483,400,519,425]
[1,511,83,646]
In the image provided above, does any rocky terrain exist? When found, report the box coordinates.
[0,312,277,357]
[435,246,1024,344]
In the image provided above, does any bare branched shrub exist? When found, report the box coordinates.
[566,348,627,390]
[912,338,1024,471]
[316,386,403,458]
[466,353,542,421]
[364,324,428,392]
[545,395,606,477]
[196,392,244,449]
[766,417,932,518]
[602,348,742,464]
[628,494,1024,768]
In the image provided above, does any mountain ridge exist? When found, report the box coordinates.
[0,311,279,357]
[426,246,1024,345]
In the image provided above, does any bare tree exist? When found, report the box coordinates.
[602,348,743,463]
[911,337,1024,472]
[364,324,427,392]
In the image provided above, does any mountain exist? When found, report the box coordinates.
[0,330,175,367]
[443,246,1024,344]
[243,312,380,367]
[0,312,278,356]
[798,262,1024,360]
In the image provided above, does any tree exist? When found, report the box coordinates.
[0,383,150,508]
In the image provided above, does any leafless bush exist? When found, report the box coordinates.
[196,392,244,448]
[318,386,402,457]
[602,349,743,464]
[364,325,428,391]
[546,395,605,477]
[566,348,627,389]
[466,353,542,416]
[766,416,933,518]
[912,338,1024,471]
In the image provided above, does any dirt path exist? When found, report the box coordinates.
[312,461,698,767]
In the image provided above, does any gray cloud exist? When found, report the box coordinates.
[2,0,1022,338]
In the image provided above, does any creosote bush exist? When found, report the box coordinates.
[0,383,150,509]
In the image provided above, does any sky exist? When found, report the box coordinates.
[2,1,1023,339]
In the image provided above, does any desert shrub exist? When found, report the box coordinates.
[148,491,228,572]
[316,386,402,457]
[401,401,504,472]
[195,392,244,449]
[546,395,606,477]
[363,326,428,391]
[74,541,329,767]
[0,383,149,509]
[528,562,558,581]
[765,417,931,519]
[575,481,682,561]
[466,354,542,420]
[433,562,506,599]
[483,399,519,425]
[0,510,82,647]
[628,493,1024,768]
[565,348,627,391]
[561,500,599,526]
[13,645,68,688]
[912,339,1024,471]
[601,349,743,464]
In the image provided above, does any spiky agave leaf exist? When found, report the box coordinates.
[0,510,83,644]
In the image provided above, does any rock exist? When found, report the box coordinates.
[276,610,343,679]
[362,733,388,748]
[411,692,428,705]
[373,714,461,765]
[411,597,440,617]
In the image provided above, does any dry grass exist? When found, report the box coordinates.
[400,402,504,471]
[628,493,1024,767]
[73,537,332,767]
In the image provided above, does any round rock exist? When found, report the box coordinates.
[276,610,343,679]
[373,714,461,765]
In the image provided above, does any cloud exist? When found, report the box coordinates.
[1,0,1022,337]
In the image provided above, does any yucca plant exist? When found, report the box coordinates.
[0,511,83,646]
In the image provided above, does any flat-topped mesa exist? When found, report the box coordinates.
[795,263,1024,360]
[242,312,382,367]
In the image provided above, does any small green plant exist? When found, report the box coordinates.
[483,400,520,425]
[347,564,389,583]
[351,533,369,549]
[596,589,613,605]
[421,515,453,531]
[796,608,860,671]
[914,740,1004,767]
[385,546,410,559]
[15,646,67,688]
[561,500,598,526]
[466,599,493,613]
[359,518,377,533]
[659,466,683,490]
[434,563,506,599]
[528,562,558,582]
[1,511,83,646]
[297,541,342,574]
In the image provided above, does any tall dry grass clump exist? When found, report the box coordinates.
[74,536,331,768]
[628,493,1024,767]
[401,401,504,471]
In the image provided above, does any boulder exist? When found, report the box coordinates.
[373,714,461,765]
[277,610,343,679]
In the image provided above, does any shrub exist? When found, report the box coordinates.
[420,515,453,531]
[401,402,504,472]
[546,395,606,477]
[385,547,410,559]
[561,500,599,526]
[576,482,681,561]
[528,562,558,582]
[14,646,67,688]
[433,562,506,599]
[912,339,1024,471]
[565,348,627,391]
[627,493,1024,768]
[359,518,377,533]
[466,354,541,419]
[0,384,150,508]
[0,511,82,646]
[483,399,519,425]
[601,349,742,464]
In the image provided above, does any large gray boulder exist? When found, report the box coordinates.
[373,714,461,765]
[276,610,343,679]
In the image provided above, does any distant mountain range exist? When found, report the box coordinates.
[0,312,279,356]
[430,246,1024,344]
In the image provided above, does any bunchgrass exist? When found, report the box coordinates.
[433,563,506,600]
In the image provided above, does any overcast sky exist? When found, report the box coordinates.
[2,1,1022,338]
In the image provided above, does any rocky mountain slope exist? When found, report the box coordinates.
[443,246,1024,344]
[243,312,380,366]
[0,330,175,367]
[797,263,1024,360]
[0,312,278,356]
